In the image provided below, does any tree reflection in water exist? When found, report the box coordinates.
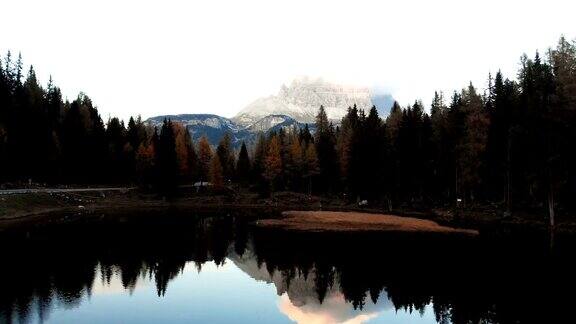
[0,209,573,324]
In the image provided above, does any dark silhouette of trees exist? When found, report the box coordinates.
[302,141,320,195]
[1,37,575,221]
[263,135,282,195]
[216,132,235,181]
[209,154,224,189]
[314,106,339,193]
[155,119,179,194]
[197,136,213,185]
[235,142,251,186]
[106,117,128,183]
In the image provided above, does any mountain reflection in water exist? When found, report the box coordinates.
[0,210,573,324]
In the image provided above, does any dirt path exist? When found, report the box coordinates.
[0,187,135,195]
[257,210,479,235]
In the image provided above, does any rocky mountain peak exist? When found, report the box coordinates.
[233,77,393,126]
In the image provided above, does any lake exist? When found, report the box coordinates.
[0,209,572,324]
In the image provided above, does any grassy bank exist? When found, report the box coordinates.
[257,210,479,235]
[1,189,574,235]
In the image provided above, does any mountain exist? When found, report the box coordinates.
[146,78,393,147]
[228,247,393,322]
[245,114,306,133]
[146,113,305,147]
[147,114,246,146]
[233,77,394,126]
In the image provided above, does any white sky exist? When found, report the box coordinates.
[1,0,574,122]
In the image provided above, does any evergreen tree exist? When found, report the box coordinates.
[299,124,313,145]
[155,119,179,194]
[286,134,303,191]
[0,39,575,224]
[187,136,199,182]
[484,71,519,210]
[458,83,490,202]
[197,136,212,184]
[172,122,193,179]
[337,105,359,185]
[303,142,320,195]
[263,135,282,196]
[314,106,339,193]
[136,140,156,187]
[430,91,451,200]
[385,101,403,144]
[106,117,128,182]
[235,142,251,186]
[216,132,235,181]
[209,154,224,189]
[251,133,267,191]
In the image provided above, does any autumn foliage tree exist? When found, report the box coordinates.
[1,37,576,227]
[197,136,213,184]
[209,154,224,189]
[302,142,320,195]
[263,135,282,196]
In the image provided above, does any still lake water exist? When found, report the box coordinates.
[0,209,573,324]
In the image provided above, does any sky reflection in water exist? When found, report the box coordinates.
[40,259,434,324]
[0,210,570,324]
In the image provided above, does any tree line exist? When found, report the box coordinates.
[1,37,576,224]
[0,50,317,194]
[239,37,576,226]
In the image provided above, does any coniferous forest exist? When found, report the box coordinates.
[1,37,576,225]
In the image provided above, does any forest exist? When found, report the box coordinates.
[1,37,575,225]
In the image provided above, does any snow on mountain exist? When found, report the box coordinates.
[245,114,303,133]
[146,114,246,146]
[228,247,394,322]
[145,114,306,148]
[147,114,240,132]
[146,78,393,147]
[233,77,394,126]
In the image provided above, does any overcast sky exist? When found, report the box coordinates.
[1,0,574,121]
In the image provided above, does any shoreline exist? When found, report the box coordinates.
[0,190,572,234]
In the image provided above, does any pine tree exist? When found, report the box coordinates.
[314,106,339,193]
[385,101,403,144]
[197,136,212,184]
[172,122,192,178]
[251,133,267,184]
[286,134,303,190]
[263,135,282,196]
[458,83,490,202]
[187,137,199,182]
[156,119,179,194]
[299,124,313,145]
[549,37,576,215]
[429,91,451,201]
[364,106,387,199]
[550,36,576,110]
[136,141,156,187]
[209,154,224,189]
[235,142,251,186]
[216,132,235,181]
[106,117,128,182]
[303,143,320,195]
[338,106,359,184]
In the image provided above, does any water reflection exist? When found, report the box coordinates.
[230,248,394,323]
[0,210,573,324]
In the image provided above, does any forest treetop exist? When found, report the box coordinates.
[1,37,575,225]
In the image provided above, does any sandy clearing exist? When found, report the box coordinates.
[257,210,479,235]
